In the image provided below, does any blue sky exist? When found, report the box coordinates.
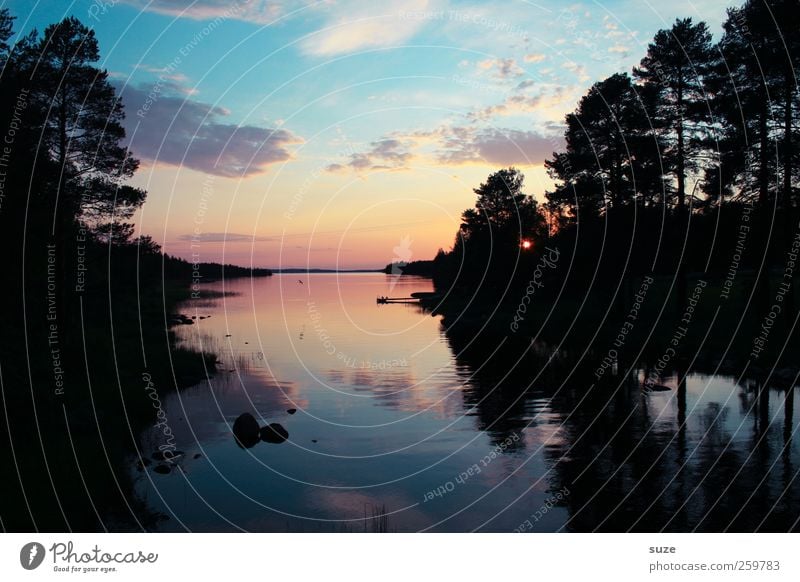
[5,0,733,268]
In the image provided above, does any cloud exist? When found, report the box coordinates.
[116,83,302,177]
[134,64,190,84]
[523,53,546,63]
[467,85,573,122]
[326,138,413,173]
[117,0,294,25]
[562,62,590,82]
[437,128,559,166]
[607,44,630,56]
[299,0,434,57]
[176,232,275,242]
[328,122,561,172]
[293,246,350,252]
[119,0,434,56]
[476,57,524,79]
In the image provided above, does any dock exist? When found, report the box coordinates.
[376,296,417,304]
[376,292,442,304]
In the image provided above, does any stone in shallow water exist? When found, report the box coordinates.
[233,413,260,448]
[153,464,171,474]
[152,450,184,461]
[260,423,289,444]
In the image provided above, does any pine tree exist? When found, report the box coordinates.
[545,73,659,219]
[634,18,715,214]
[30,17,144,235]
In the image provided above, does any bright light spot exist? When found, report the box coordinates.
[521,240,532,250]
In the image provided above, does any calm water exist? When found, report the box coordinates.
[134,273,800,532]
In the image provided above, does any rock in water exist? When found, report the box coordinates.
[233,413,260,448]
[153,449,184,462]
[153,464,171,474]
[287,408,297,415]
[260,423,289,444]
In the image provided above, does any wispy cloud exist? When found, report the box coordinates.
[467,85,574,122]
[119,0,437,56]
[436,127,559,166]
[176,232,275,243]
[118,0,297,25]
[523,53,546,63]
[326,138,413,173]
[476,57,524,79]
[562,61,590,83]
[117,83,302,177]
[134,64,190,83]
[328,124,560,171]
[299,0,435,57]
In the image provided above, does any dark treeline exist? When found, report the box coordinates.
[425,0,799,371]
[383,258,438,277]
[162,255,273,281]
[0,12,267,531]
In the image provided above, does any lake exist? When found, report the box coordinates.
[134,273,800,532]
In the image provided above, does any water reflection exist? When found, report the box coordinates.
[134,274,799,532]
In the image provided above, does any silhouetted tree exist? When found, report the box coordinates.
[450,168,546,288]
[634,18,715,214]
[545,73,663,219]
[456,168,544,251]
[15,17,147,341]
[704,2,800,314]
[0,9,12,58]
[29,17,144,235]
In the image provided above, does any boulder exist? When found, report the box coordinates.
[260,423,289,444]
[233,413,260,448]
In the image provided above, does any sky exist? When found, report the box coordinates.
[5,0,734,269]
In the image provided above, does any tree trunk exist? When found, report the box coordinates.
[675,71,687,312]
[677,77,686,212]
[783,71,795,321]
[757,98,772,318]
[54,78,73,355]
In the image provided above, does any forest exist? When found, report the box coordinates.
[410,0,800,375]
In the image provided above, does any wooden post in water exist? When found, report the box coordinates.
[759,378,770,434]
[784,386,795,447]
